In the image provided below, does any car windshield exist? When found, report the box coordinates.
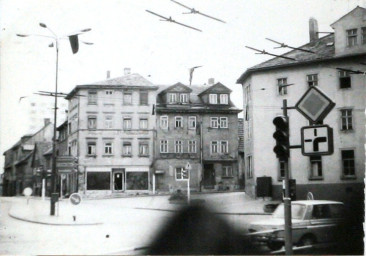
[273,204,307,219]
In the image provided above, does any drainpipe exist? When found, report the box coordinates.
[199,120,203,192]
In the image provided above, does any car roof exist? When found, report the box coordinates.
[292,200,344,206]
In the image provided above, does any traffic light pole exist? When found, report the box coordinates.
[282,99,293,255]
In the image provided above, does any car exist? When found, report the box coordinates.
[247,200,345,251]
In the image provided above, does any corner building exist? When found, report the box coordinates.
[153,82,242,192]
[237,7,365,203]
[66,72,158,197]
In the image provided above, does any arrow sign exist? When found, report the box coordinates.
[301,125,334,156]
[69,193,82,205]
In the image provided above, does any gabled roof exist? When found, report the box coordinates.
[198,82,232,96]
[159,82,193,94]
[237,33,366,84]
[66,73,158,99]
[330,6,366,27]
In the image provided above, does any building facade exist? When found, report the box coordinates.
[153,82,242,193]
[65,71,158,196]
[237,7,366,203]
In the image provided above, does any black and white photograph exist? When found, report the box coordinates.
[0,0,365,254]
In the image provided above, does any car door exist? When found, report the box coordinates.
[309,204,338,243]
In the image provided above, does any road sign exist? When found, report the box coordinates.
[23,187,33,197]
[185,162,192,170]
[69,193,82,205]
[295,86,335,123]
[301,125,334,156]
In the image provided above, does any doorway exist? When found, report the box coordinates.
[203,164,215,189]
[112,169,125,192]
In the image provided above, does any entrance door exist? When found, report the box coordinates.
[203,164,215,189]
[112,169,125,192]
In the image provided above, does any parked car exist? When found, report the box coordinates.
[248,200,345,251]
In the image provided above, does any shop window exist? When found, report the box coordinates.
[87,172,110,190]
[126,172,148,190]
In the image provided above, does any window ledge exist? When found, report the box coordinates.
[102,154,114,157]
[88,103,97,105]
[308,176,323,181]
[86,155,97,158]
[122,155,132,157]
[222,176,234,179]
[138,155,150,158]
[340,129,354,133]
[341,175,357,180]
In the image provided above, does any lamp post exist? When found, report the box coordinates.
[17,23,91,216]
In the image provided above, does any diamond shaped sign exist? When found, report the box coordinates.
[295,86,335,123]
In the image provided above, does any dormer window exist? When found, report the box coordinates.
[105,90,113,95]
[168,93,177,103]
[209,94,218,104]
[220,94,228,104]
[180,93,188,103]
[346,28,357,47]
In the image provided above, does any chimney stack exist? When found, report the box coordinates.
[208,78,215,85]
[44,118,51,126]
[106,70,111,79]
[309,17,319,44]
[124,68,131,76]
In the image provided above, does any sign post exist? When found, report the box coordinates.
[23,187,33,205]
[185,162,192,204]
[69,193,82,222]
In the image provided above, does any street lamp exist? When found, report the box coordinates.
[17,23,91,216]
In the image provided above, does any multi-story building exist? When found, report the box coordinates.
[2,119,53,196]
[153,81,242,192]
[237,7,365,203]
[65,70,158,196]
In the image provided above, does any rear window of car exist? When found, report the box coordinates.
[273,204,307,219]
[329,204,344,218]
[312,204,344,219]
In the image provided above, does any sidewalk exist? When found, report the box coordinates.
[5,192,277,225]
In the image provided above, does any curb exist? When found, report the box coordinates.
[133,207,270,216]
[8,212,103,226]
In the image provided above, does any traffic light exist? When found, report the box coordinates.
[273,116,289,160]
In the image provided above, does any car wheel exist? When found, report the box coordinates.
[299,234,316,246]
[267,241,283,251]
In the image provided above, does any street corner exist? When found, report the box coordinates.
[8,200,103,226]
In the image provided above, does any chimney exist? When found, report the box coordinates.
[208,78,215,85]
[124,68,131,76]
[309,17,319,43]
[44,118,51,126]
[106,70,111,79]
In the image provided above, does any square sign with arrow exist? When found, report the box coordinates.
[301,125,334,156]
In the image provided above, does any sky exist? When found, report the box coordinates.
[1,0,365,173]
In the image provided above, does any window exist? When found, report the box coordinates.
[105,116,113,129]
[139,118,148,130]
[342,150,355,177]
[123,117,132,130]
[277,78,288,95]
[347,28,357,47]
[310,156,322,178]
[209,94,218,104]
[220,141,228,154]
[211,141,218,153]
[339,71,351,89]
[88,116,97,129]
[188,140,196,153]
[175,140,183,153]
[362,27,366,45]
[87,141,96,155]
[223,166,233,177]
[140,91,148,105]
[210,117,219,128]
[340,109,353,130]
[122,142,132,156]
[88,91,97,104]
[123,92,132,105]
[307,74,318,87]
[247,156,253,178]
[220,117,228,128]
[168,93,177,103]
[279,160,286,179]
[180,93,188,103]
[160,140,168,153]
[220,94,228,104]
[188,116,196,129]
[160,116,168,129]
[175,167,188,180]
[105,90,113,95]
[104,142,113,155]
[87,172,110,190]
[139,141,149,156]
[175,116,183,128]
